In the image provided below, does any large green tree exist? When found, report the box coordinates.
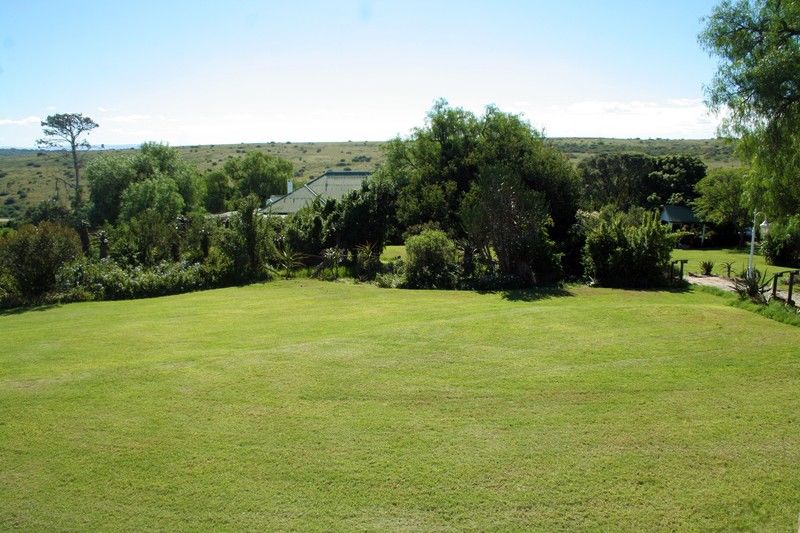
[693,168,751,247]
[700,0,800,217]
[380,101,579,282]
[87,143,205,225]
[85,156,136,224]
[223,152,293,202]
[578,153,706,211]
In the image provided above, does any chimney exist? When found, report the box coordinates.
[287,179,294,194]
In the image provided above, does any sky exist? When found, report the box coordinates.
[0,0,724,147]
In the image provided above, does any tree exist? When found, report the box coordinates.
[0,221,82,297]
[118,177,185,265]
[37,113,99,210]
[578,153,706,210]
[119,176,185,223]
[132,143,205,212]
[380,101,580,281]
[461,166,560,284]
[85,156,136,224]
[693,168,751,247]
[204,170,235,213]
[700,0,800,217]
[578,153,655,211]
[223,152,292,202]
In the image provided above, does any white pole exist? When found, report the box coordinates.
[748,208,758,276]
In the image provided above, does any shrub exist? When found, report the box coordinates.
[355,242,381,281]
[761,216,800,267]
[0,222,82,298]
[583,211,675,288]
[404,229,460,289]
[733,268,770,304]
[57,257,237,301]
[700,260,715,276]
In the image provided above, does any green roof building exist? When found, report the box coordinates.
[264,170,370,215]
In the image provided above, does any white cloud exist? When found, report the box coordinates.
[510,98,720,139]
[102,114,151,124]
[0,115,40,126]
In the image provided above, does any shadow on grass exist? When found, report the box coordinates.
[0,302,61,316]
[477,285,575,302]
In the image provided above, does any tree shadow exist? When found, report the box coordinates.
[0,303,61,317]
[477,285,575,302]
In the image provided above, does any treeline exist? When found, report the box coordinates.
[1,100,783,307]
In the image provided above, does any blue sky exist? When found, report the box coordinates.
[0,0,722,147]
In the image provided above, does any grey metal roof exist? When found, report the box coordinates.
[264,170,370,215]
[660,204,700,224]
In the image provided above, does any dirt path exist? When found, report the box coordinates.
[687,273,736,292]
[688,272,799,305]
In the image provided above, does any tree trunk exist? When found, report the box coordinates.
[71,143,81,211]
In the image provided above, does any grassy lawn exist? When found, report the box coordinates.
[672,247,798,278]
[2,281,799,530]
[380,244,407,262]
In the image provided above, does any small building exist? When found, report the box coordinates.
[660,204,700,229]
[264,170,371,215]
[661,204,707,247]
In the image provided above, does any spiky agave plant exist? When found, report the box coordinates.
[733,268,770,304]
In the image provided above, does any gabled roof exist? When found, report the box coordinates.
[660,204,700,224]
[264,170,370,215]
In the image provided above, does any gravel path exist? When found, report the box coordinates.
[688,272,800,306]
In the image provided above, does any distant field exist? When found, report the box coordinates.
[0,138,739,219]
[1,280,799,529]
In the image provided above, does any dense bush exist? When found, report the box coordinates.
[57,256,239,301]
[404,229,460,289]
[217,195,276,279]
[583,212,675,288]
[761,216,800,267]
[0,222,82,299]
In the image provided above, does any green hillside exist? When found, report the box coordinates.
[0,138,739,219]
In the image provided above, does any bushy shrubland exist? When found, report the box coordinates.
[57,256,239,301]
[0,222,82,301]
[404,229,460,289]
[583,211,675,288]
[761,216,800,267]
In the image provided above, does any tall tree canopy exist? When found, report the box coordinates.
[378,100,580,282]
[86,143,205,225]
[36,113,98,210]
[578,153,706,211]
[693,167,751,246]
[700,0,800,217]
[223,151,293,202]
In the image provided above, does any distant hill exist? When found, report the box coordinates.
[0,138,739,219]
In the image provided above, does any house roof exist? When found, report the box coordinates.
[263,170,371,215]
[660,204,701,224]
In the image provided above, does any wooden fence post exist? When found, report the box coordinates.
[788,271,798,307]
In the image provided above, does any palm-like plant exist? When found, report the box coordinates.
[273,247,307,279]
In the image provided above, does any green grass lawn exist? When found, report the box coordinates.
[672,247,798,278]
[2,281,799,530]
[380,244,407,262]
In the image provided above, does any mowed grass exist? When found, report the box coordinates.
[1,281,799,530]
[672,247,798,278]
